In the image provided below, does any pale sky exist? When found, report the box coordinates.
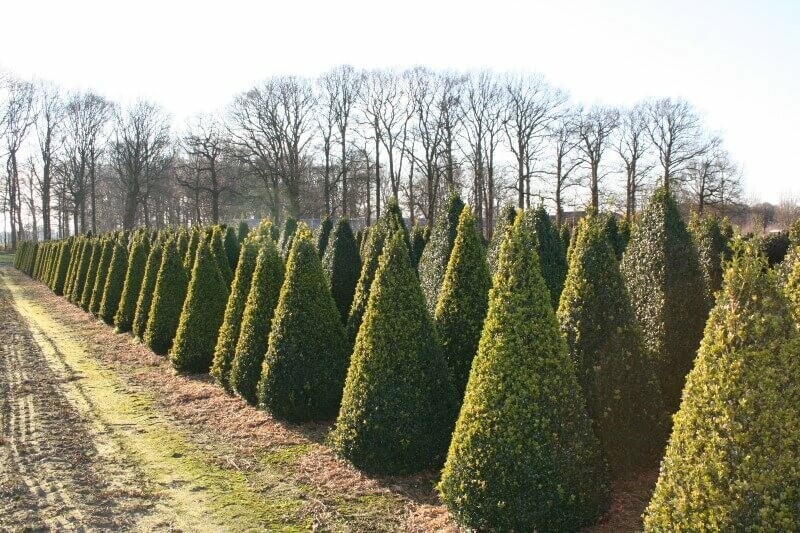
[1,0,797,202]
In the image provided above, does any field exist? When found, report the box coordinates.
[0,254,658,531]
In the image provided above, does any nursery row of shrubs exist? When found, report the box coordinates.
[13,192,800,531]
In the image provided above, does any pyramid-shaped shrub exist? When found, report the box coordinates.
[256,228,346,420]
[487,203,518,274]
[644,241,800,531]
[211,234,263,391]
[73,238,97,305]
[345,223,386,345]
[183,227,200,270]
[331,230,456,474]
[315,216,333,257]
[237,221,250,244]
[88,237,115,315]
[278,216,297,259]
[228,236,285,403]
[689,213,731,304]
[223,225,240,272]
[132,240,164,340]
[558,215,666,474]
[53,239,73,296]
[621,187,708,413]
[210,226,233,285]
[439,216,610,531]
[410,224,426,269]
[62,238,81,297]
[434,208,491,401]
[322,218,362,323]
[417,192,464,314]
[170,239,230,373]
[115,236,150,332]
[520,205,567,308]
[787,249,800,325]
[144,236,189,355]
[99,240,129,325]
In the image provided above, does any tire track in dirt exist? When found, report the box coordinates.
[0,273,158,531]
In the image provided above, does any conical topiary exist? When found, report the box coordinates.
[223,225,240,272]
[98,241,129,325]
[418,192,465,314]
[331,230,456,474]
[132,240,164,340]
[210,234,262,390]
[53,239,73,296]
[439,216,610,532]
[89,238,115,315]
[520,205,567,308]
[434,208,491,401]
[558,215,666,474]
[602,213,626,260]
[183,227,200,270]
[80,239,103,310]
[144,237,189,355]
[278,216,297,259]
[322,218,362,323]
[237,221,250,244]
[115,236,150,332]
[410,223,426,269]
[644,241,800,531]
[622,187,708,413]
[229,236,285,404]
[315,215,333,257]
[210,226,233,285]
[170,239,230,373]
[73,238,97,305]
[345,223,386,345]
[62,238,81,297]
[689,213,731,304]
[787,249,800,326]
[487,203,518,274]
[256,227,346,420]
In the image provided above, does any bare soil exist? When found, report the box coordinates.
[0,258,656,531]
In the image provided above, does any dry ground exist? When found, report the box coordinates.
[0,254,656,531]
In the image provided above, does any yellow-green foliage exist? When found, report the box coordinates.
[257,227,347,421]
[621,187,708,414]
[331,231,456,474]
[558,215,666,474]
[132,241,164,340]
[322,218,361,323]
[53,239,73,296]
[520,205,567,308]
[228,236,284,404]
[237,220,250,244]
[434,208,490,401]
[115,236,150,332]
[787,250,800,326]
[410,224,426,269]
[184,227,200,270]
[689,213,732,304]
[88,238,114,314]
[278,216,297,259]
[346,224,386,345]
[418,192,465,315]
[644,241,800,531]
[315,216,333,257]
[99,241,129,325]
[73,238,98,305]
[223,225,240,272]
[145,236,189,355]
[62,238,81,296]
[171,239,230,373]
[211,234,263,391]
[439,216,609,532]
[210,226,233,285]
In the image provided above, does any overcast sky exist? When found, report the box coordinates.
[1,0,797,202]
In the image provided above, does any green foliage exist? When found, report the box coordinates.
[439,216,610,532]
[98,241,129,325]
[211,236,262,391]
[257,228,346,421]
[434,208,491,401]
[520,205,567,308]
[72,238,96,305]
[558,216,666,474]
[223,225,240,272]
[315,216,333,257]
[132,241,164,340]
[171,239,230,373]
[62,238,81,297]
[787,250,800,326]
[144,237,189,355]
[89,238,115,315]
[184,227,200,270]
[418,192,465,314]
[237,221,250,244]
[622,187,708,414]
[210,226,233,285]
[602,214,627,260]
[331,231,456,474]
[115,236,150,332]
[644,242,800,531]
[790,218,800,246]
[278,216,297,259]
[229,236,285,404]
[689,213,732,303]
[410,224,426,269]
[346,224,386,345]
[758,231,790,266]
[53,240,73,296]
[323,218,361,323]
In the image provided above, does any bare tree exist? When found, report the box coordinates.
[647,97,709,191]
[63,91,112,233]
[684,140,742,214]
[2,78,36,249]
[542,109,582,225]
[409,67,444,222]
[110,100,171,230]
[503,73,566,209]
[577,106,619,210]
[615,103,653,217]
[31,82,64,240]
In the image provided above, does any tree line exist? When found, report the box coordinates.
[1,66,743,250]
